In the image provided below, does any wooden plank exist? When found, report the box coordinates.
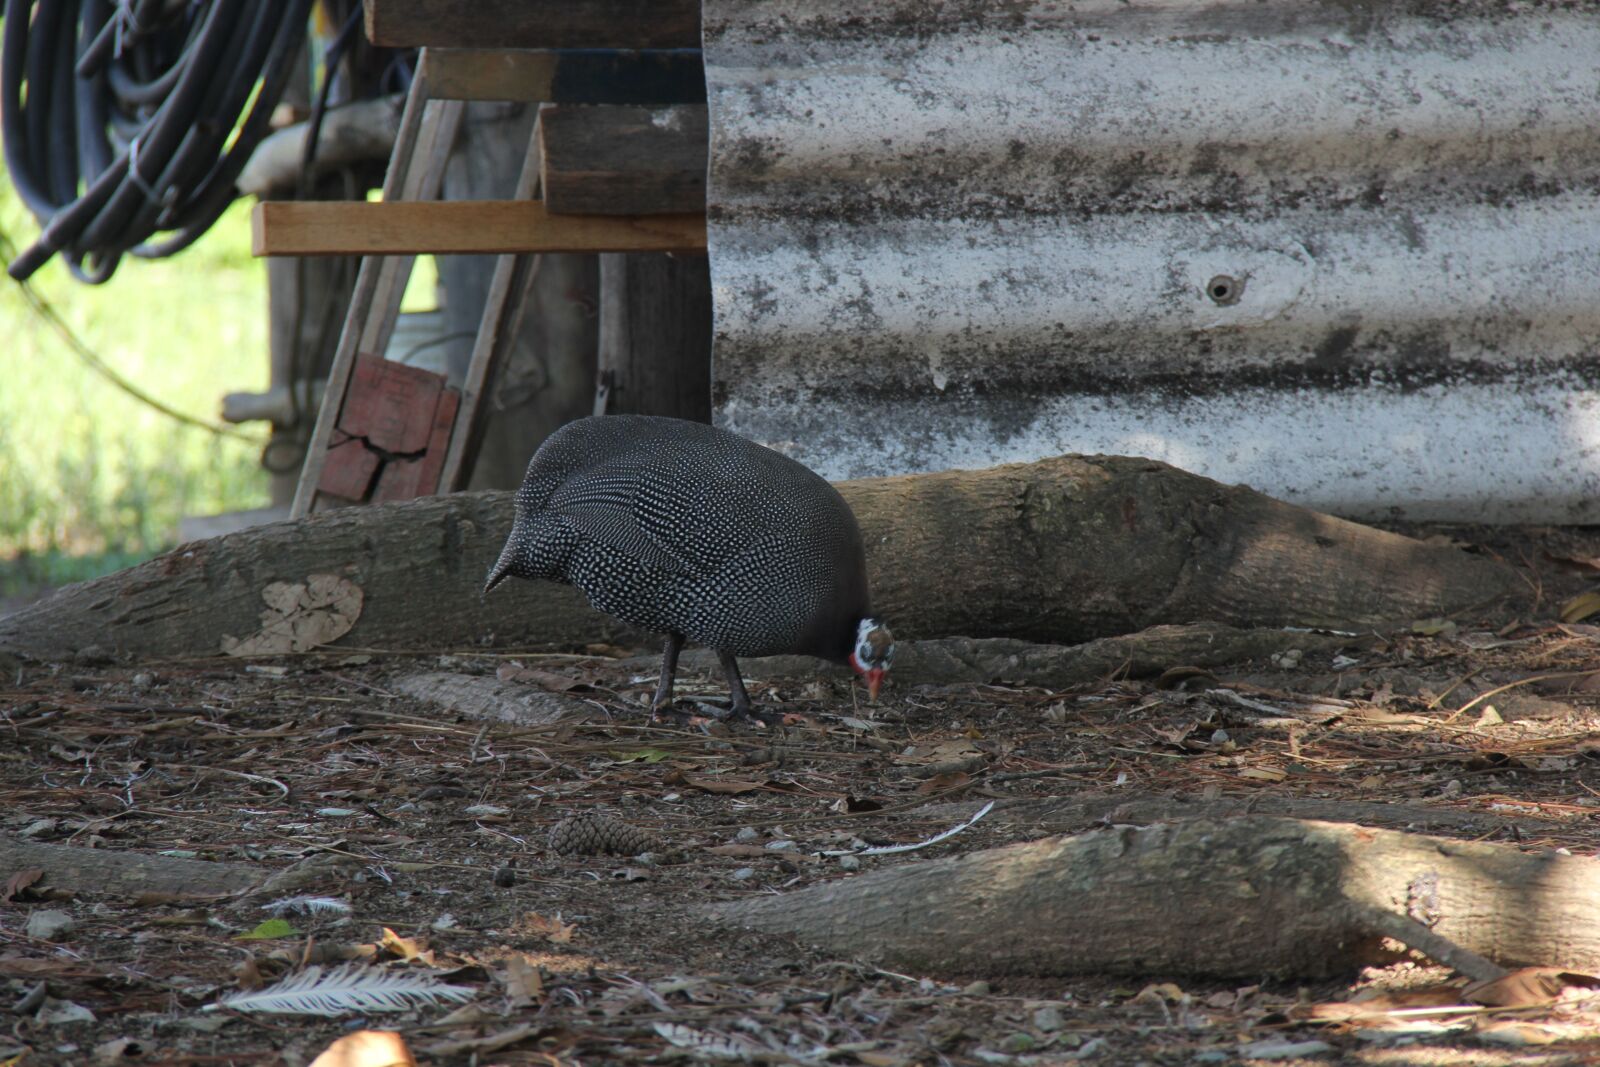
[427,49,704,105]
[364,0,700,50]
[438,133,543,492]
[290,66,436,519]
[539,104,707,216]
[356,96,465,367]
[253,201,707,256]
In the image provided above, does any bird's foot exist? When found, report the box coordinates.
[667,698,777,728]
[649,698,687,724]
[727,699,780,728]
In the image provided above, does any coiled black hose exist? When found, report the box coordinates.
[3,0,314,283]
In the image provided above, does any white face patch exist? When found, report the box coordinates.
[854,617,894,669]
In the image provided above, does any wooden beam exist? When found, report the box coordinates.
[364,0,700,50]
[598,252,712,420]
[425,49,705,105]
[539,104,707,216]
[289,81,463,519]
[252,201,707,256]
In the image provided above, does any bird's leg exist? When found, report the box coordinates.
[718,651,775,725]
[651,632,684,716]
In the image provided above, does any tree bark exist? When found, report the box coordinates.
[704,817,1600,980]
[0,455,1518,661]
[658,623,1367,687]
[923,792,1573,846]
[1,836,265,899]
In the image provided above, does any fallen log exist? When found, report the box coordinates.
[0,455,1517,661]
[923,792,1576,846]
[705,817,1600,980]
[1,836,266,899]
[655,623,1373,688]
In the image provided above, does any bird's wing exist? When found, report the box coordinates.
[633,456,808,577]
[545,463,695,576]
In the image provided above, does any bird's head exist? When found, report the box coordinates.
[848,618,895,701]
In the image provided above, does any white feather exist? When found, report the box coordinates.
[204,963,474,1016]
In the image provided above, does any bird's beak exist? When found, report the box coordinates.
[866,668,885,702]
[484,539,517,594]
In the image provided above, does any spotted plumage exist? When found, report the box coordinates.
[485,415,894,719]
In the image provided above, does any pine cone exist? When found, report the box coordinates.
[547,815,661,857]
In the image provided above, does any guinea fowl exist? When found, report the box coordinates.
[484,415,894,721]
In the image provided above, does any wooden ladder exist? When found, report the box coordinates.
[282,48,707,516]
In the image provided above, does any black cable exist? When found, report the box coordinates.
[0,218,265,441]
[2,0,315,284]
[296,2,363,197]
[276,3,370,462]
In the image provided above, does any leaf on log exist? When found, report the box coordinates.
[220,574,364,656]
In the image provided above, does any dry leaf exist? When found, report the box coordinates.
[2,868,43,902]
[899,738,982,765]
[495,664,584,691]
[1306,985,1464,1020]
[1545,551,1600,573]
[917,771,971,794]
[522,912,577,944]
[308,1029,417,1067]
[0,957,99,978]
[1131,982,1187,1004]
[501,957,543,1008]
[222,574,363,656]
[1477,1022,1565,1047]
[1465,968,1600,1008]
[378,928,430,963]
[1238,767,1287,782]
[1560,591,1600,625]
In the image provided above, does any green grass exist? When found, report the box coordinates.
[0,164,272,598]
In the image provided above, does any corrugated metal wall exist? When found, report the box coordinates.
[702,0,1600,521]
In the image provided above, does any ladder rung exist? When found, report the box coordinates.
[252,200,707,257]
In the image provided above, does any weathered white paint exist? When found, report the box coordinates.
[703,0,1600,521]
[721,379,1600,524]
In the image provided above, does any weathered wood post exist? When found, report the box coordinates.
[597,252,713,422]
[436,103,601,489]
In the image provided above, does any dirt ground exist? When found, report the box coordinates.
[3,524,1600,1066]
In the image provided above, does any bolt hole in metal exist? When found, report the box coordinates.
[1206,273,1244,306]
